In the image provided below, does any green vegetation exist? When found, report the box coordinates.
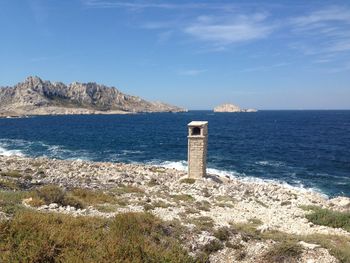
[302,206,350,232]
[281,200,292,206]
[0,170,21,178]
[147,178,159,187]
[171,194,195,203]
[215,195,235,203]
[112,184,144,195]
[94,204,118,213]
[0,191,29,215]
[255,199,269,208]
[195,200,211,211]
[31,185,84,208]
[0,179,20,190]
[203,239,224,254]
[69,188,116,205]
[0,211,195,262]
[149,167,166,174]
[230,220,350,263]
[139,199,172,211]
[28,186,130,210]
[213,226,231,241]
[153,200,171,209]
[189,216,214,232]
[262,241,303,263]
[180,178,196,184]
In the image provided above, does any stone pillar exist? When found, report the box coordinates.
[188,121,208,179]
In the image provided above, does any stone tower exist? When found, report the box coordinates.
[188,121,208,179]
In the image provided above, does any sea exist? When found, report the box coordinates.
[0,111,349,197]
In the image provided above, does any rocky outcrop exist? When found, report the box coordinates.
[0,76,186,116]
[214,103,257,113]
[0,155,346,262]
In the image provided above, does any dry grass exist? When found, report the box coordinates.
[302,206,350,232]
[69,188,116,205]
[0,179,20,190]
[31,185,83,208]
[171,194,195,203]
[0,191,30,214]
[262,241,303,263]
[112,185,144,195]
[0,211,195,262]
[230,220,350,263]
[0,170,21,178]
[180,178,196,184]
[189,216,214,232]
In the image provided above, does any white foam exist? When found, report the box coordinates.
[255,160,285,167]
[157,160,188,171]
[0,146,24,157]
[155,160,327,197]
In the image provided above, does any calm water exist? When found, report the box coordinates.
[0,111,349,197]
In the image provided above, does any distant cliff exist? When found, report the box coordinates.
[0,76,186,116]
[214,103,257,113]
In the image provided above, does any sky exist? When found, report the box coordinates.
[0,1,350,110]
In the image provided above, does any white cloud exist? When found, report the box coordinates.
[184,14,274,46]
[178,69,207,76]
[291,6,350,27]
[289,7,350,57]
[82,0,236,11]
[239,62,289,73]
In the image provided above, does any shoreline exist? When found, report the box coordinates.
[1,155,349,234]
[0,146,331,198]
[1,155,350,262]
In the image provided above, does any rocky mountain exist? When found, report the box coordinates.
[214,103,257,113]
[0,76,186,116]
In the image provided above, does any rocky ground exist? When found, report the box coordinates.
[1,155,349,262]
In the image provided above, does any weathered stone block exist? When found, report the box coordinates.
[188,121,208,179]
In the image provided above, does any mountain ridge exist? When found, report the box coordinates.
[0,76,186,116]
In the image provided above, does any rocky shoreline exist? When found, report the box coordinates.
[1,155,349,262]
[0,76,187,117]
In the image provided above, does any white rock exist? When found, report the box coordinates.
[49,203,59,209]
[257,224,270,233]
[329,196,350,207]
[299,241,321,250]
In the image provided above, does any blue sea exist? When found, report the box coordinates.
[0,111,349,197]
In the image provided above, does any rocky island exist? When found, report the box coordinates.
[1,155,349,262]
[0,76,186,117]
[214,103,258,113]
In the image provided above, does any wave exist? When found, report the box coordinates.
[255,160,285,167]
[154,160,326,197]
[0,146,25,157]
[0,139,328,197]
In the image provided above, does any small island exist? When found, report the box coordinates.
[214,103,258,112]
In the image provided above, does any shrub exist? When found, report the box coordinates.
[171,194,195,203]
[0,179,19,190]
[214,226,231,241]
[203,239,224,254]
[0,170,21,178]
[262,241,303,263]
[0,191,29,214]
[195,200,211,211]
[112,185,144,195]
[33,185,83,209]
[147,178,159,187]
[180,178,196,184]
[281,201,292,206]
[69,188,115,205]
[190,216,214,232]
[303,206,350,232]
[0,211,195,262]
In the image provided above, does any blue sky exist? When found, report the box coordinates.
[1,0,350,109]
